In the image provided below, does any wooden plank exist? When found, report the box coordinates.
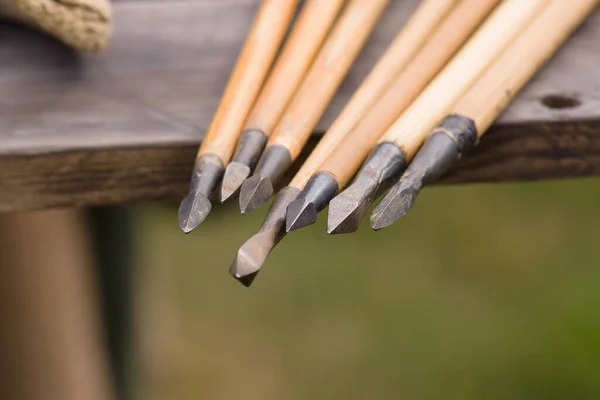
[0,0,599,211]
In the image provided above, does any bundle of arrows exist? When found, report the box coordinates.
[178,0,598,287]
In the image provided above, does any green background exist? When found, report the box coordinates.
[131,178,600,400]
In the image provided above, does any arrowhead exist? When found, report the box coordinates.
[178,192,212,233]
[285,198,317,232]
[370,181,418,230]
[229,232,273,287]
[220,162,251,202]
[239,175,274,214]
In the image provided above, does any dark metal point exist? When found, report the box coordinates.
[327,193,364,234]
[229,237,268,287]
[234,271,259,287]
[327,142,406,235]
[369,216,387,232]
[284,172,339,232]
[369,116,479,231]
[239,175,273,214]
[229,187,301,286]
[178,191,212,233]
[238,144,292,214]
[178,153,223,233]
[370,180,419,231]
[285,198,317,232]
[220,162,251,202]
[220,129,268,203]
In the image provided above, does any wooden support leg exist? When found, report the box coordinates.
[0,209,116,400]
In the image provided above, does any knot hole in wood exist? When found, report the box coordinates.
[541,94,581,109]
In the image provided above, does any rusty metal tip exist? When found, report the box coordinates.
[285,198,317,232]
[370,180,419,231]
[239,174,274,214]
[178,191,212,233]
[220,162,251,203]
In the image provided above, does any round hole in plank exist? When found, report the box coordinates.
[541,94,581,109]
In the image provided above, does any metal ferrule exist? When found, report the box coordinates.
[188,152,224,196]
[253,144,293,182]
[232,129,268,168]
[406,114,478,187]
[437,114,479,156]
[354,142,407,195]
[298,172,339,213]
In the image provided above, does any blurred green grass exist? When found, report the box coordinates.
[131,178,600,400]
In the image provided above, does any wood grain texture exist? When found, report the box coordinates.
[197,0,299,161]
[266,0,389,159]
[454,0,599,135]
[289,0,462,189]
[0,0,599,211]
[320,0,500,187]
[243,0,345,135]
[379,0,550,158]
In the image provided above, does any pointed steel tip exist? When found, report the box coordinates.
[229,235,272,287]
[370,182,419,231]
[327,211,361,235]
[229,258,259,287]
[326,193,364,235]
[180,224,194,234]
[369,213,388,231]
[233,271,259,287]
[239,175,274,214]
[286,199,317,232]
[178,192,212,233]
[220,162,251,203]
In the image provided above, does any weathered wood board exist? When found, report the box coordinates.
[0,0,599,211]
